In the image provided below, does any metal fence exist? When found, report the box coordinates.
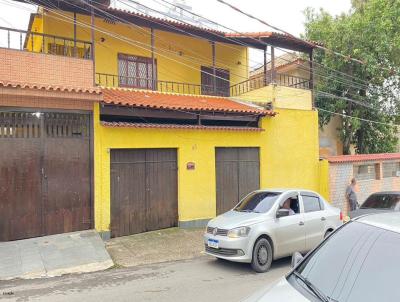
[0,26,92,59]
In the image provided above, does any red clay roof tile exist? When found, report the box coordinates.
[0,80,101,94]
[327,153,400,163]
[101,87,274,115]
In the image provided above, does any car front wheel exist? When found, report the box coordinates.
[251,238,273,273]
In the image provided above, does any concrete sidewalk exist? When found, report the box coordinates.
[0,230,114,280]
[106,228,205,267]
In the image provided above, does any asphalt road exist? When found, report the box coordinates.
[0,256,291,302]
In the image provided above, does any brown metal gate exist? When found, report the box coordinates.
[216,147,260,215]
[110,149,178,238]
[0,111,92,241]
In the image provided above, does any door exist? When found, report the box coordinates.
[110,149,178,237]
[216,147,260,215]
[274,193,306,257]
[0,111,92,241]
[201,66,230,96]
[301,193,326,250]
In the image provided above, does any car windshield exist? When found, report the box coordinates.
[234,191,281,213]
[290,221,400,302]
[361,194,400,210]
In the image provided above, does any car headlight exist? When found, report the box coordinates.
[227,226,251,238]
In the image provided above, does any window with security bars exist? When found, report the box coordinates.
[118,54,156,89]
[383,162,400,178]
[354,164,377,181]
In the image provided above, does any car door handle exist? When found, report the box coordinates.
[299,221,304,226]
[321,217,326,221]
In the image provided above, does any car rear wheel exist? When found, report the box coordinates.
[251,238,273,273]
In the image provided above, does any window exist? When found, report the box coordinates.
[302,195,322,212]
[234,191,281,213]
[383,162,400,178]
[290,221,400,302]
[118,54,156,89]
[354,164,376,181]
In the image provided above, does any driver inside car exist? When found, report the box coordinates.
[282,199,296,216]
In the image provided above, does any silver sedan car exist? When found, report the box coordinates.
[204,189,342,272]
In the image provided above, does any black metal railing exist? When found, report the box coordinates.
[96,73,230,97]
[0,26,92,59]
[230,73,310,96]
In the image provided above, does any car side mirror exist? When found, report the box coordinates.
[291,252,304,268]
[276,208,290,218]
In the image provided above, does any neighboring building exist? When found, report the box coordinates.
[0,1,321,241]
[322,154,400,216]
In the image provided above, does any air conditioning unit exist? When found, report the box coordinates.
[396,171,400,177]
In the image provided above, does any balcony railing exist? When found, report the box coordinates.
[230,73,310,96]
[0,26,92,59]
[96,73,229,97]
[96,72,310,97]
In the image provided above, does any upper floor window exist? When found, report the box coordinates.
[118,54,157,89]
[354,164,376,181]
[383,162,400,178]
[201,66,230,97]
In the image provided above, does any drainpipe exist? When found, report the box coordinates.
[309,49,315,109]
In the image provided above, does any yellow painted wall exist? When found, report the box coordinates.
[236,85,313,111]
[26,14,43,53]
[318,159,330,201]
[94,103,321,231]
[33,11,248,89]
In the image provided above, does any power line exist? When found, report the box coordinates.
[157,0,375,90]
[317,108,399,127]
[216,0,395,74]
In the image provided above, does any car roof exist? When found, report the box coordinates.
[369,191,400,195]
[355,212,400,234]
[257,188,319,195]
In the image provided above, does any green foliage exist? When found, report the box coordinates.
[303,0,400,154]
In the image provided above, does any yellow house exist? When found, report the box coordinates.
[21,2,323,240]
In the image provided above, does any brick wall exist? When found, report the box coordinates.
[0,48,94,88]
[329,160,400,216]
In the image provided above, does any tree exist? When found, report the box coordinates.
[303,0,400,154]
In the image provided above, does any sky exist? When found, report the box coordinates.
[0,0,352,67]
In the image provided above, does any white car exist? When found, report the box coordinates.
[204,189,342,272]
[244,212,400,301]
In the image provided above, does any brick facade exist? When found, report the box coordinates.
[0,48,94,89]
[328,157,400,216]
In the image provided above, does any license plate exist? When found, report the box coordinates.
[208,238,219,249]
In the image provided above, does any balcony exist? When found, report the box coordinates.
[0,27,95,92]
[0,26,92,59]
[95,72,311,98]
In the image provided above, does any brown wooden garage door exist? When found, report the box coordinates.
[110,149,178,237]
[216,147,260,215]
[0,111,92,241]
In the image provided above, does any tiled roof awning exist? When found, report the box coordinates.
[101,87,274,115]
[101,121,264,132]
[327,153,400,163]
